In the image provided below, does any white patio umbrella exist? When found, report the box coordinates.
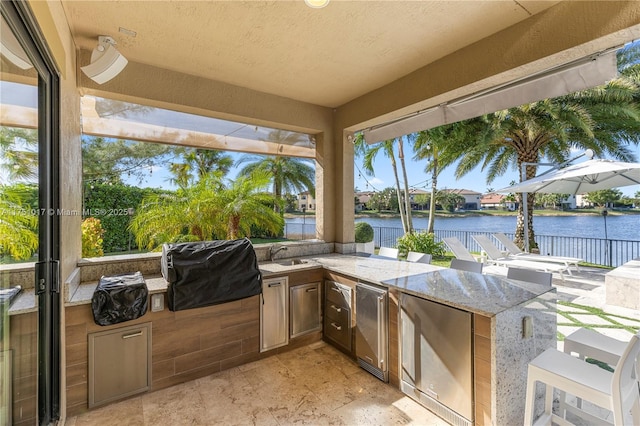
[497,159,640,251]
[497,159,640,195]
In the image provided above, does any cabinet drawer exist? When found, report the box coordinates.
[325,301,350,325]
[325,281,352,309]
[324,312,351,350]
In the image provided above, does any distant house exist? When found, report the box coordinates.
[443,189,482,210]
[480,193,517,210]
[297,191,315,211]
[355,191,375,212]
[408,188,429,210]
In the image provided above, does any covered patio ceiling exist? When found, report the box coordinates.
[61,0,561,109]
[27,1,640,150]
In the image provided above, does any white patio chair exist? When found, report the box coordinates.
[561,328,629,412]
[406,251,432,264]
[450,258,483,274]
[524,332,640,426]
[472,234,568,281]
[493,232,582,274]
[377,246,399,259]
[442,237,478,262]
[507,266,552,286]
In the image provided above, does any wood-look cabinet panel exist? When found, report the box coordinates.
[474,313,493,425]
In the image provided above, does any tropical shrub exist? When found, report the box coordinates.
[354,222,374,243]
[396,231,446,258]
[83,183,167,253]
[82,217,104,257]
[0,185,38,261]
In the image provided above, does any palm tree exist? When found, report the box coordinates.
[236,154,314,213]
[438,47,640,250]
[130,175,226,250]
[0,126,38,182]
[412,122,484,233]
[168,148,233,187]
[412,133,440,233]
[130,171,281,249]
[354,134,413,233]
[215,170,284,239]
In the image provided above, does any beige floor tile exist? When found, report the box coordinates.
[74,396,144,426]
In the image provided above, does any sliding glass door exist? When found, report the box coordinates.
[1,1,60,424]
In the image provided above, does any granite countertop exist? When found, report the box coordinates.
[7,288,36,315]
[307,254,551,316]
[11,253,552,316]
[381,268,551,316]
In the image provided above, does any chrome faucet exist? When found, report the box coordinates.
[270,245,288,261]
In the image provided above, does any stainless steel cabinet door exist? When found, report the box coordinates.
[88,322,152,408]
[290,282,321,338]
[355,282,388,372]
[260,277,289,352]
[400,293,473,421]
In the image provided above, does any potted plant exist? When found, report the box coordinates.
[355,222,375,254]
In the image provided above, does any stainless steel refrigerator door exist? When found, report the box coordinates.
[260,277,289,352]
[290,282,321,338]
[400,293,473,421]
[355,282,388,373]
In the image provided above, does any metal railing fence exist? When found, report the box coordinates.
[284,224,639,267]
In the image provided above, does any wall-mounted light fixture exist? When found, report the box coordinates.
[304,0,330,8]
[81,36,128,84]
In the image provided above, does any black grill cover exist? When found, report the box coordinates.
[91,271,148,326]
[161,238,262,312]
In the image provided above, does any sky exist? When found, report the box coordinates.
[126,146,640,197]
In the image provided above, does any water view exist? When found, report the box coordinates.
[287,214,640,241]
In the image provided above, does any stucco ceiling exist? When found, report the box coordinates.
[61,0,560,108]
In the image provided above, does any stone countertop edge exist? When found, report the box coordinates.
[7,288,36,315]
[15,253,552,316]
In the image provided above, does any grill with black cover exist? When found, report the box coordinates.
[91,271,149,326]
[161,238,262,312]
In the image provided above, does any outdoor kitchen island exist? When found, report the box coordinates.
[57,249,555,425]
[306,254,557,426]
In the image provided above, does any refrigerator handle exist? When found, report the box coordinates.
[378,295,384,369]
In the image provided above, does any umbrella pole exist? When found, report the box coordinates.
[523,191,530,252]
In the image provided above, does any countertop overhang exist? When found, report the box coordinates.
[12,253,553,316]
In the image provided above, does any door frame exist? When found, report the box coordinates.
[1,1,61,423]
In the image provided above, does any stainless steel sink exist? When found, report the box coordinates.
[277,258,307,266]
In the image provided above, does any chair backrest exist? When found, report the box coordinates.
[450,258,483,274]
[378,247,399,259]
[407,251,432,264]
[442,237,476,262]
[611,332,640,425]
[494,233,524,255]
[472,234,507,260]
[507,267,552,286]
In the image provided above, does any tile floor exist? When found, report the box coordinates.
[65,341,448,426]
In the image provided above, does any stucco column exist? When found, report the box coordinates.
[330,130,355,253]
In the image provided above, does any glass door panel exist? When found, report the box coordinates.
[1,11,40,426]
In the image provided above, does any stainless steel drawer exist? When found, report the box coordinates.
[325,281,352,309]
[324,309,351,350]
[325,300,350,325]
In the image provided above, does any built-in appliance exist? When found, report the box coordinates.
[400,293,473,426]
[290,282,321,338]
[355,282,388,382]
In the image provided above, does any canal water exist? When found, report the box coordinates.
[287,214,640,241]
